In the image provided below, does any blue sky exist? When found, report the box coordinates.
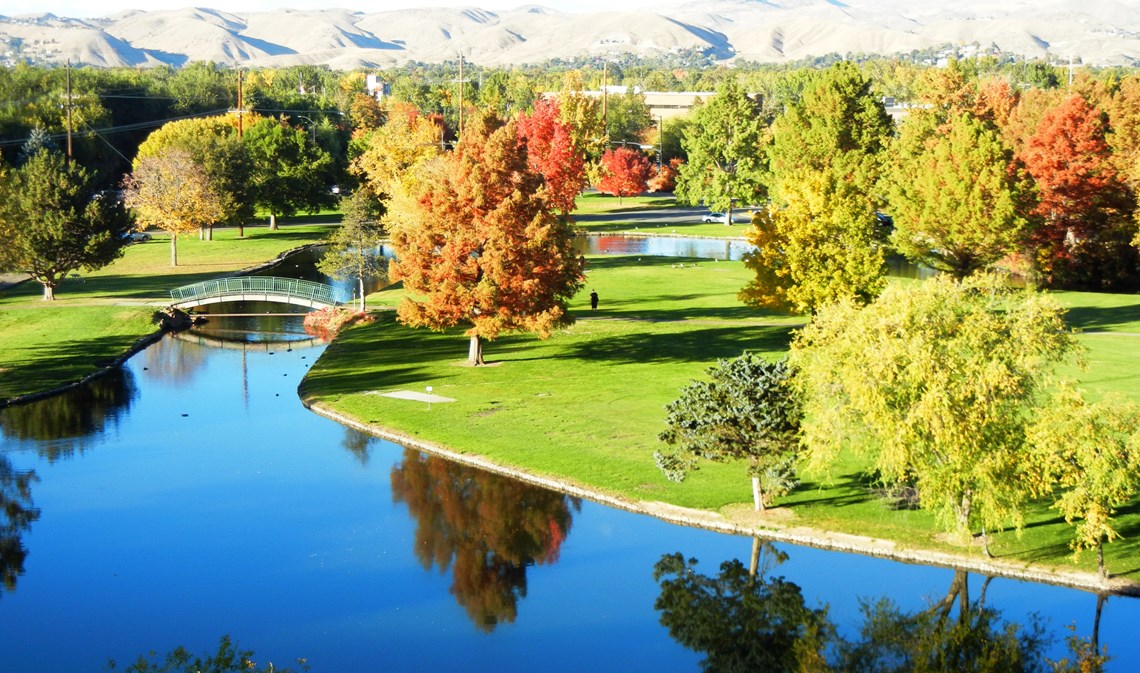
[8,0,669,19]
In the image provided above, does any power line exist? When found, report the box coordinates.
[0,108,231,148]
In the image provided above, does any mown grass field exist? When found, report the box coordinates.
[0,223,336,401]
[305,200,1140,581]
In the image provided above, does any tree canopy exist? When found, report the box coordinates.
[387,112,585,365]
[674,78,767,217]
[790,274,1079,543]
[885,111,1034,278]
[244,117,336,230]
[1020,94,1138,289]
[0,150,132,299]
[516,98,588,215]
[123,149,226,266]
[656,355,802,511]
[597,146,653,204]
[741,62,892,313]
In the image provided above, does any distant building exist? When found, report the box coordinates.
[365,74,391,101]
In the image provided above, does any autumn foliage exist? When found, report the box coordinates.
[390,449,577,631]
[516,97,587,214]
[387,112,585,365]
[1019,94,1135,287]
[597,146,653,202]
[649,157,683,193]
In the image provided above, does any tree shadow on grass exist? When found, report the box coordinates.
[300,316,468,399]
[0,334,150,402]
[1064,301,1140,332]
[559,324,793,365]
[793,472,881,509]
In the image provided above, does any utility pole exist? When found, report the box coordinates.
[237,69,244,140]
[602,60,608,144]
[657,116,663,172]
[65,59,73,163]
[458,52,465,137]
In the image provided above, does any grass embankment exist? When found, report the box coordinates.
[0,223,336,402]
[305,201,1140,583]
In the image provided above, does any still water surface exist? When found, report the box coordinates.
[0,239,1130,671]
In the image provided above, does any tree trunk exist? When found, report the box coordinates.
[1098,540,1107,580]
[358,276,365,312]
[724,208,732,226]
[238,222,245,238]
[467,333,484,366]
[955,491,972,540]
[748,536,760,579]
[170,232,178,267]
[751,475,765,512]
[42,281,55,301]
[269,212,278,231]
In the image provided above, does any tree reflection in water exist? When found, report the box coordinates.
[0,366,137,461]
[654,543,1109,673]
[390,448,580,632]
[0,456,40,595]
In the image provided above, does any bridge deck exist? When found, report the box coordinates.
[169,276,348,310]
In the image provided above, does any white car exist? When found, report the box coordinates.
[701,211,752,224]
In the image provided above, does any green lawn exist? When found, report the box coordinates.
[0,222,336,401]
[303,253,1140,581]
[572,191,755,238]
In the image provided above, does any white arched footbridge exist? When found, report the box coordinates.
[169,276,348,310]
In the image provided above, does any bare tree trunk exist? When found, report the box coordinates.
[358,276,365,312]
[1098,540,1107,579]
[467,333,484,366]
[751,475,765,512]
[42,281,55,301]
[170,233,178,267]
[269,212,278,231]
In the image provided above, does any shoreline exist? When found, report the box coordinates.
[302,398,1140,598]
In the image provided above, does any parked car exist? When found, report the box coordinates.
[701,211,753,224]
[123,231,151,243]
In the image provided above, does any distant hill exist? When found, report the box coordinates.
[2,0,1138,69]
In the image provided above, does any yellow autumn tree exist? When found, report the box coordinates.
[123,150,226,266]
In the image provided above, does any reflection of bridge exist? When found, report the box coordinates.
[171,330,326,351]
[169,276,348,310]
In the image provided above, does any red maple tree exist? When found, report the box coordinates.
[517,98,587,215]
[597,146,653,204]
[388,112,585,365]
[1020,94,1132,284]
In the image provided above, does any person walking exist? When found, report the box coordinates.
[589,290,599,311]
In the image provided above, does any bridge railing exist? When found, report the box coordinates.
[170,276,348,306]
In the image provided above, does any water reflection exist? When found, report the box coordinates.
[653,540,831,672]
[0,367,137,461]
[654,545,1108,672]
[0,456,40,595]
[390,448,580,632]
[574,234,753,261]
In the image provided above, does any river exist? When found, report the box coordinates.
[0,238,1130,671]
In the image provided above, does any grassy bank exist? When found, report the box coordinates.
[0,223,336,401]
[303,248,1140,581]
[573,192,754,238]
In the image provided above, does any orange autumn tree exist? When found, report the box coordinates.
[388,111,585,366]
[1020,94,1136,288]
[516,97,587,215]
[597,146,653,204]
